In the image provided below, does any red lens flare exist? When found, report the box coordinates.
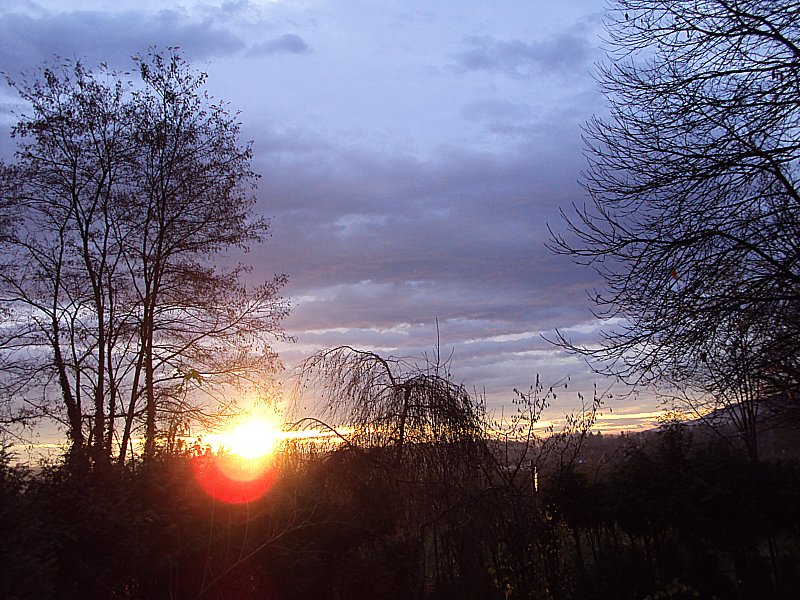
[192,453,277,504]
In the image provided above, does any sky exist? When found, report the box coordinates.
[0,0,664,436]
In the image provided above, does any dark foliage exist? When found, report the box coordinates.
[1,423,799,599]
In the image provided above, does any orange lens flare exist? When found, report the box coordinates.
[192,453,277,504]
[191,411,284,503]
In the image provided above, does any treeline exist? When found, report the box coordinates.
[2,423,799,599]
[539,427,800,599]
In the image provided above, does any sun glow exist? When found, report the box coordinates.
[192,409,285,504]
[220,415,283,460]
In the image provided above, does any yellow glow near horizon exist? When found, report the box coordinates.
[218,412,283,460]
[191,409,285,503]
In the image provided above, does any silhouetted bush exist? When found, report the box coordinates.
[2,427,800,599]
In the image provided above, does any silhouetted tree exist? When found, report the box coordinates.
[0,50,288,465]
[673,318,765,460]
[295,345,498,596]
[550,0,800,447]
[296,345,487,472]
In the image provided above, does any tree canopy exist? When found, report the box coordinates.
[0,49,289,465]
[550,0,800,452]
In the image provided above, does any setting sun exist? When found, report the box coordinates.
[192,410,286,504]
[222,416,283,460]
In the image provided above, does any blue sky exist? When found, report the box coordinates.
[0,0,664,436]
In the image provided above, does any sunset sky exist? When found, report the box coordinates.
[0,0,663,434]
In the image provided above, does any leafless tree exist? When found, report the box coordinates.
[670,317,767,460]
[0,50,289,465]
[549,0,800,448]
[294,345,487,471]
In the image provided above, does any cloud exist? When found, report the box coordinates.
[0,2,602,404]
[460,99,537,137]
[461,99,533,123]
[274,296,608,412]
[0,0,637,422]
[239,104,607,408]
[246,116,597,327]
[0,9,244,74]
[451,28,593,79]
[248,33,311,56]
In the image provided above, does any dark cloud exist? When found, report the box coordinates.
[0,9,244,74]
[248,34,311,57]
[452,29,593,79]
[238,97,604,405]
[245,125,599,351]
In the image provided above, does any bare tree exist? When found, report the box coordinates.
[0,50,289,465]
[119,50,288,462]
[671,317,767,460]
[0,61,132,461]
[295,345,486,471]
[549,0,800,445]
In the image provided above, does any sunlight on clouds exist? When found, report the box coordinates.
[465,330,540,344]
[559,319,610,335]
[332,213,390,234]
[303,323,415,336]
[507,349,576,363]
[302,326,352,335]
[594,410,665,432]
